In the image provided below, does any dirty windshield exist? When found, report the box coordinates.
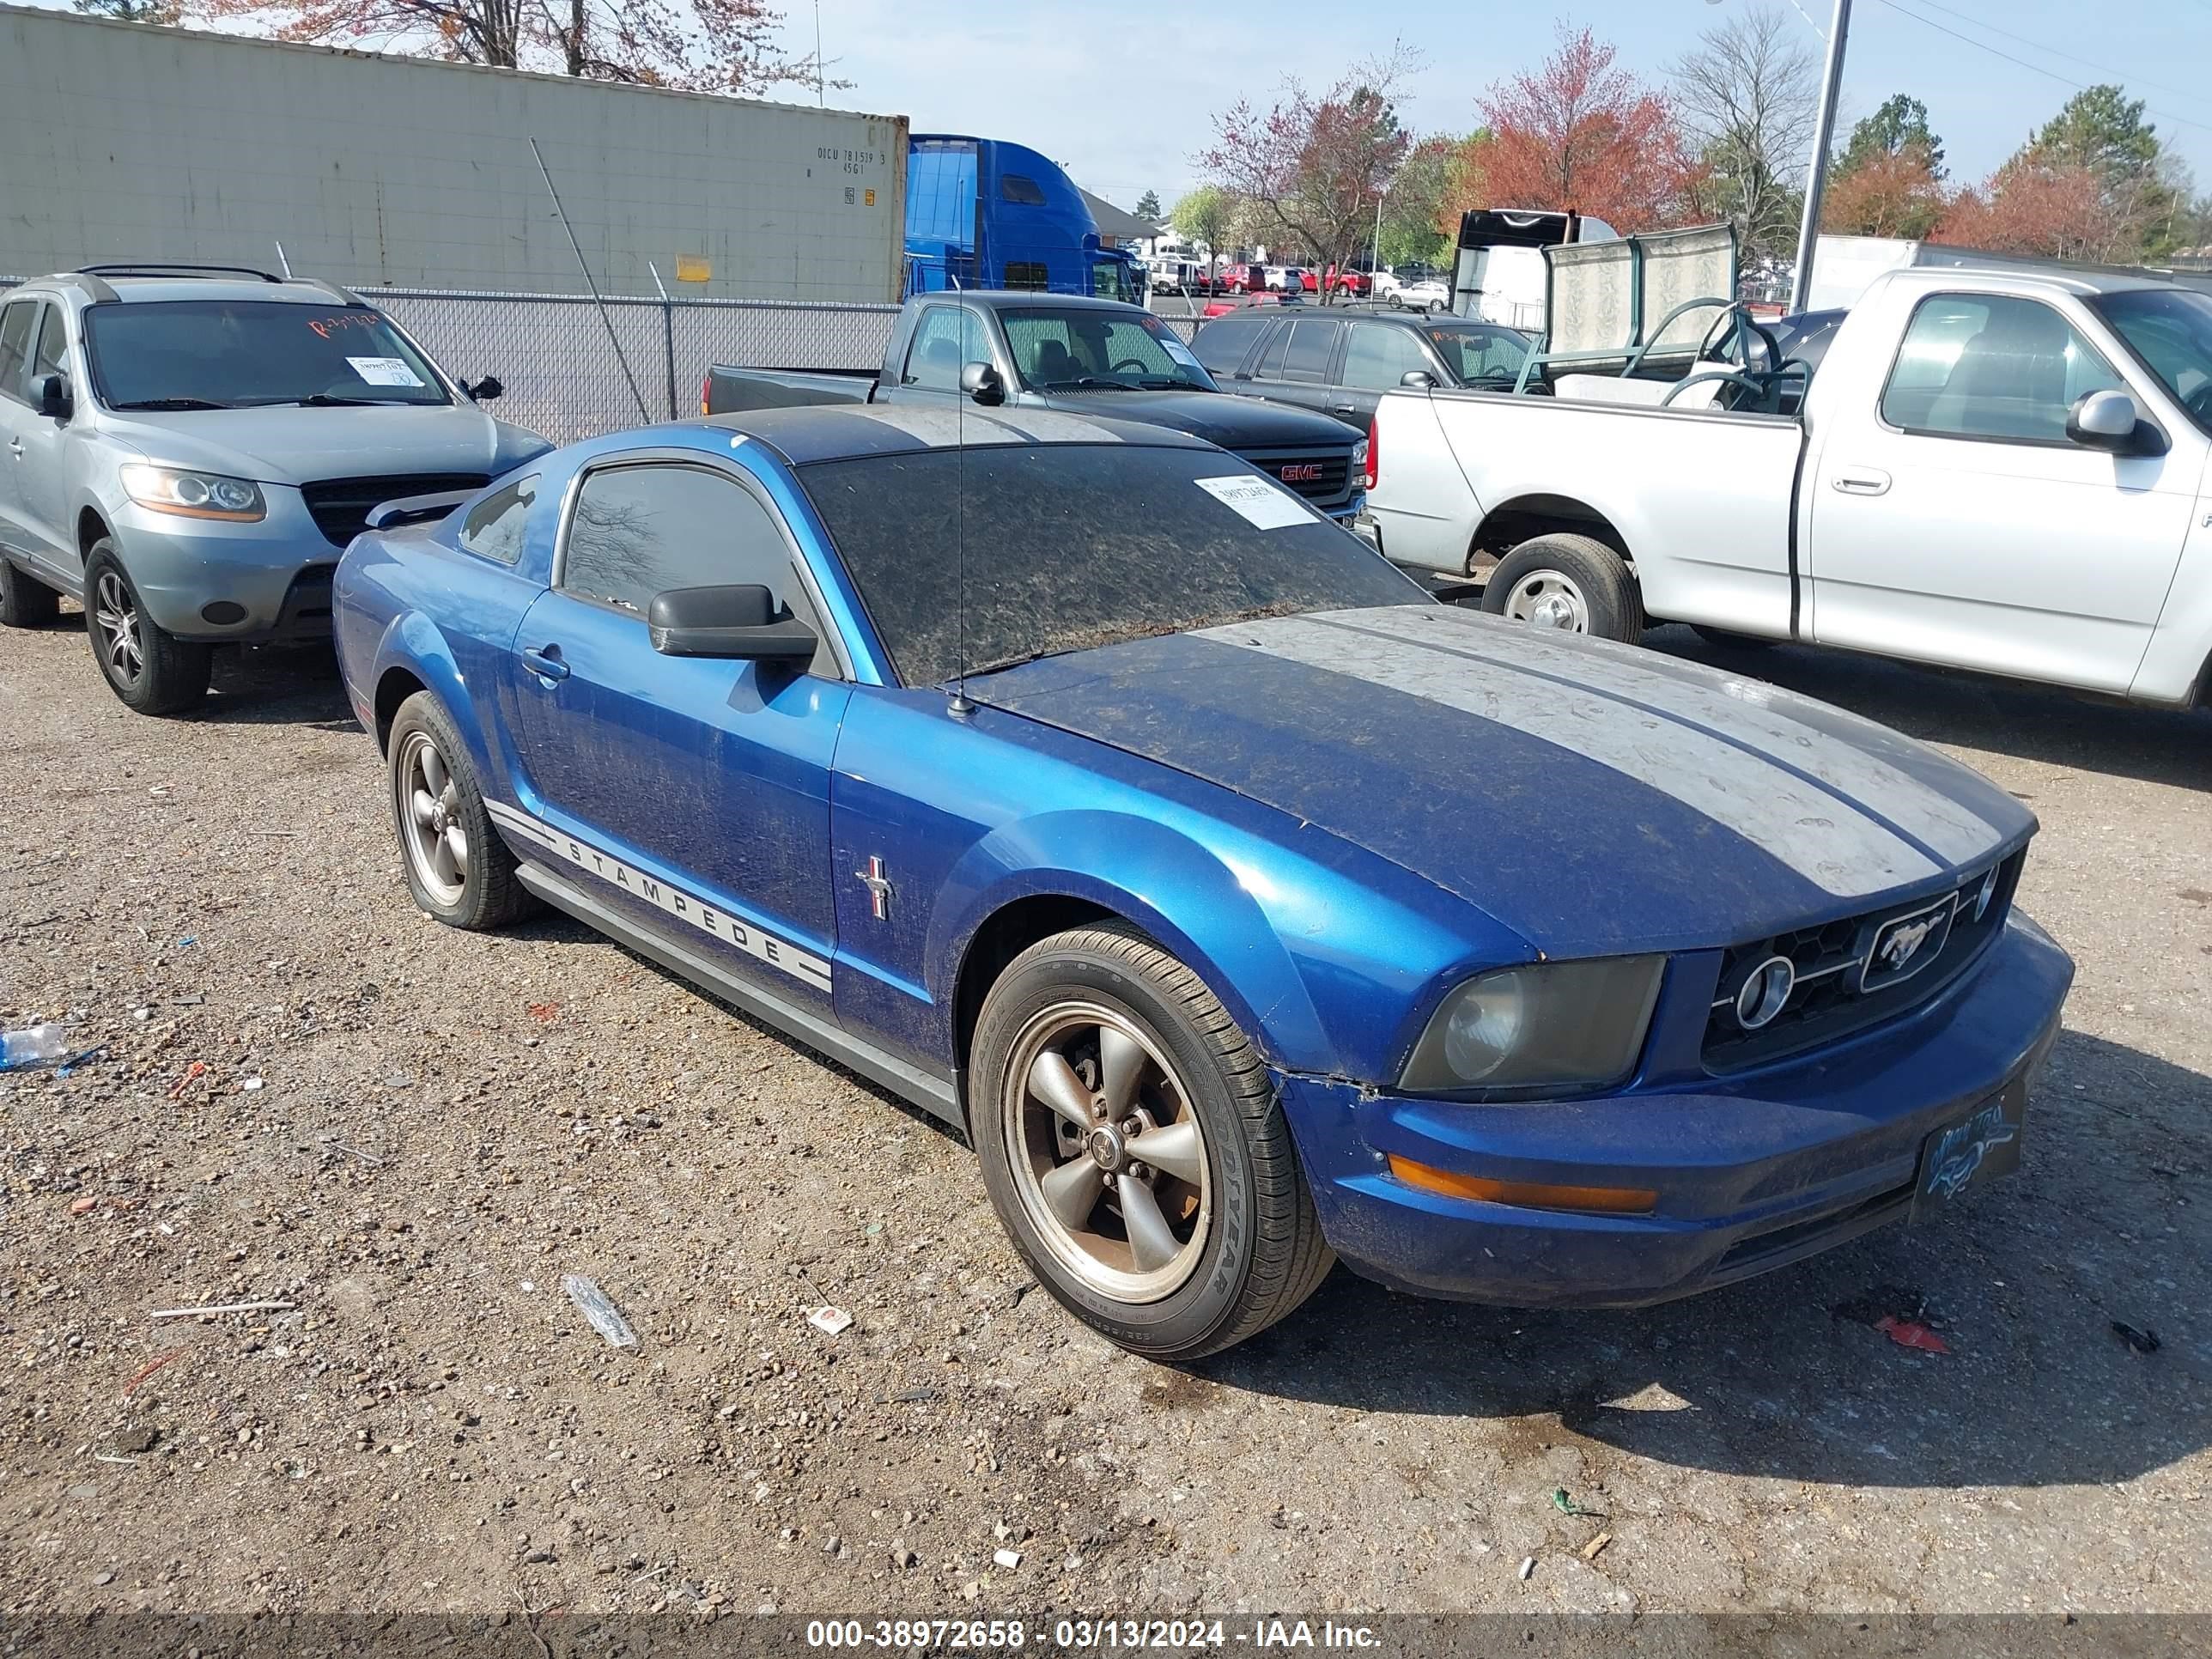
[84,301,450,410]
[799,443,1425,688]
[1000,307,1214,392]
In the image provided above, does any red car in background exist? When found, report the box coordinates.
[1325,267,1371,296]
[1217,263,1263,294]
[1198,290,1310,319]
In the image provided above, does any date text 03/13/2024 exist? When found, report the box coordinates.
[804,1619,1382,1649]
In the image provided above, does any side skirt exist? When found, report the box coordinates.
[515,860,964,1128]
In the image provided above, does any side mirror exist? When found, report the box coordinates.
[1399,370,1437,390]
[960,362,1006,406]
[2067,388,2164,456]
[647,584,817,663]
[465,376,505,402]
[39,374,72,421]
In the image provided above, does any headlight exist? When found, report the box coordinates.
[119,465,266,521]
[1399,957,1666,1092]
[1351,438,1370,471]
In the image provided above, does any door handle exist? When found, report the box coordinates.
[1831,468,1891,496]
[521,644,569,683]
[6,439,21,458]
[1332,403,1358,416]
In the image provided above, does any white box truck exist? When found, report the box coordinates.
[0,4,908,303]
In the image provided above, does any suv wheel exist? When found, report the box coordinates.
[970,922,1334,1360]
[84,543,211,715]
[0,557,60,628]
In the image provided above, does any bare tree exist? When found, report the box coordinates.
[1199,46,1421,304]
[1672,2,1818,270]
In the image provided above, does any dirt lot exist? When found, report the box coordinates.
[2,611,2208,1624]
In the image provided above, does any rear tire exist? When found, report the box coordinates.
[84,544,211,715]
[1482,532,1640,642]
[0,557,60,628]
[386,690,534,931]
[970,922,1334,1361]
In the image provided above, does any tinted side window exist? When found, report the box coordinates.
[458,473,538,566]
[1002,262,1049,292]
[0,301,34,404]
[1341,324,1431,391]
[1000,174,1047,205]
[903,306,987,390]
[1881,294,2123,442]
[1281,319,1343,382]
[1188,315,1266,374]
[1251,322,1291,380]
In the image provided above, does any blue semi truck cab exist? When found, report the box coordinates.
[905,135,1143,302]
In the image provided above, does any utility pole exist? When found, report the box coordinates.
[1790,0,1852,311]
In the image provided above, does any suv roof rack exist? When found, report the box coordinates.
[77,263,286,283]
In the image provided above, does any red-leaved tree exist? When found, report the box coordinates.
[1200,48,1420,302]
[1445,27,1695,234]
[1934,150,2138,263]
[180,0,824,92]
[1821,143,1948,240]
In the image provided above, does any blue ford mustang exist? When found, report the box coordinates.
[331,404,2074,1360]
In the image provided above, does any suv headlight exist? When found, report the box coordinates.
[1399,957,1666,1092]
[120,465,266,522]
[1351,438,1370,471]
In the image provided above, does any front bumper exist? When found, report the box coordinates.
[112,492,343,644]
[1280,913,2074,1309]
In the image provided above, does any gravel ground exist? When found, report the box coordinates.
[1,610,2207,1623]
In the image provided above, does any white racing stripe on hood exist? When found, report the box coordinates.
[1328,607,2004,867]
[1196,613,1942,898]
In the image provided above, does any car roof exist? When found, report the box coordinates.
[1877,262,2185,300]
[32,269,361,307]
[941,290,1149,313]
[695,403,1213,465]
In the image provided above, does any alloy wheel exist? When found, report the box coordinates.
[93,571,144,686]
[1003,1000,1212,1304]
[397,730,470,905]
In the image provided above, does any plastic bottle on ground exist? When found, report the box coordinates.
[0,1024,69,1071]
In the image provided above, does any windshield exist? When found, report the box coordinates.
[800,444,1426,687]
[1424,324,1529,385]
[1000,307,1215,392]
[1090,258,1138,305]
[83,301,450,410]
[2088,288,2212,432]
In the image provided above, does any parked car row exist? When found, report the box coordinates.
[0,259,2076,1367]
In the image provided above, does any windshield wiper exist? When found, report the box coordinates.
[111,397,232,410]
[274,393,383,407]
[1041,377,1139,391]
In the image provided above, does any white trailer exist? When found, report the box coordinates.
[0,4,908,303]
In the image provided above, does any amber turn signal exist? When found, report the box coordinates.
[1386,1155,1657,1216]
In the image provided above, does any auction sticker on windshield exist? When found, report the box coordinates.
[1194,474,1310,531]
[347,356,427,387]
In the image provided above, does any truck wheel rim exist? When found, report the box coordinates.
[1504,570,1589,632]
[1004,1000,1212,1304]
[93,571,143,685]
[395,731,469,904]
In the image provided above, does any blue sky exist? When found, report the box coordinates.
[792,0,2212,211]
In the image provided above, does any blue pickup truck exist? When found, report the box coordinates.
[331,404,2071,1360]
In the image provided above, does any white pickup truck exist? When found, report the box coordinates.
[1364,262,2212,708]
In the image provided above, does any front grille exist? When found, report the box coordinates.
[299,473,489,548]
[1241,452,1352,507]
[1703,851,2025,1073]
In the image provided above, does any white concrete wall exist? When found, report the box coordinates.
[0,5,908,301]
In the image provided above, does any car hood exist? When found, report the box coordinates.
[1030,389,1351,450]
[100,404,547,485]
[974,604,2034,956]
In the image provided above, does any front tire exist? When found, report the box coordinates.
[971,923,1334,1361]
[386,690,533,930]
[0,557,60,628]
[84,544,211,715]
[1482,532,1641,642]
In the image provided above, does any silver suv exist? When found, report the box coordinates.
[0,265,548,714]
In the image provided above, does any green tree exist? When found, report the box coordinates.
[2023,85,2184,259]
[1838,94,1944,180]
[1376,135,1460,268]
[1134,189,1163,222]
[1170,185,1237,264]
